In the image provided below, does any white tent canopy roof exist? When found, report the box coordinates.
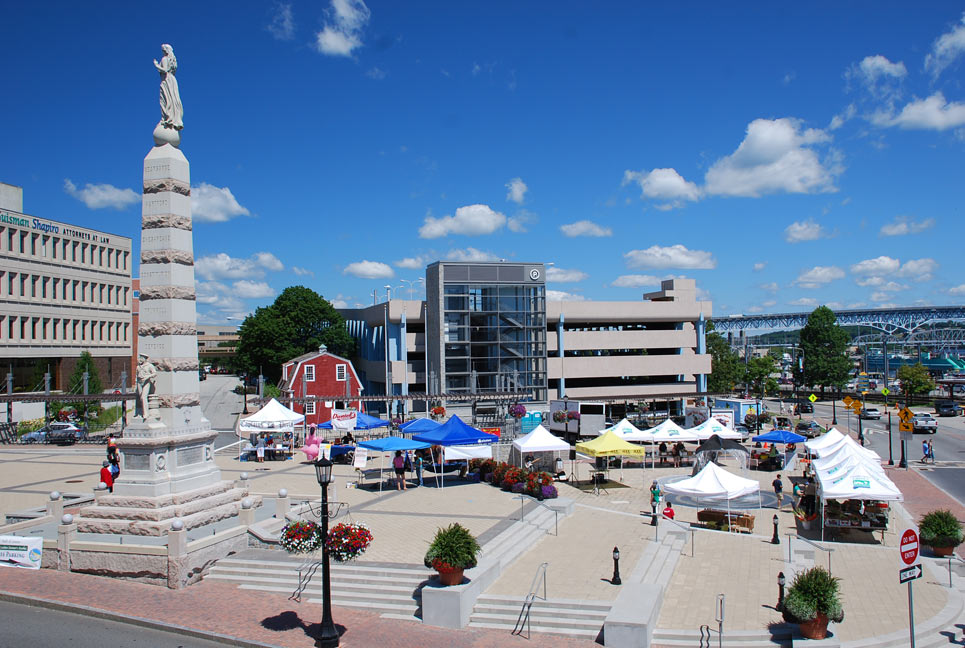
[818,461,903,501]
[239,398,304,431]
[689,418,742,440]
[804,428,847,455]
[512,425,570,453]
[604,418,645,438]
[662,461,760,501]
[648,418,700,443]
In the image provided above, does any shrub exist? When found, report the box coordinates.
[919,510,963,548]
[541,485,558,499]
[424,523,481,571]
[782,567,844,624]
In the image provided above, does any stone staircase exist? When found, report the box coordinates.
[205,549,430,620]
[469,595,609,639]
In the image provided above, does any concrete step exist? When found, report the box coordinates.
[207,572,424,598]
[470,611,603,632]
[76,497,261,536]
[472,601,609,622]
[209,560,430,582]
[475,594,611,613]
[468,620,601,639]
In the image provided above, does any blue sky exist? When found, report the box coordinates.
[4,2,965,322]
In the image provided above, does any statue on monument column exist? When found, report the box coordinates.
[154,44,183,131]
[135,354,158,420]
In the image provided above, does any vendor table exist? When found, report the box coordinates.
[697,509,756,533]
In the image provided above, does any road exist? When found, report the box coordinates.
[765,396,965,505]
[0,599,228,648]
[198,373,244,447]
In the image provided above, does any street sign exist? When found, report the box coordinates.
[900,527,920,567]
[843,396,853,406]
[808,394,817,403]
[851,402,863,414]
[882,387,890,396]
[899,407,914,422]
[899,421,914,433]
[899,564,923,584]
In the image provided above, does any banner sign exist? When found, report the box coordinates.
[0,535,43,570]
[353,447,368,468]
[331,410,358,430]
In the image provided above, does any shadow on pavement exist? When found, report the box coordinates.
[261,610,347,642]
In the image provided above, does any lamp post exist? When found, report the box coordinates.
[777,572,786,610]
[242,372,249,415]
[831,386,838,425]
[771,514,780,545]
[313,457,339,647]
[611,546,622,585]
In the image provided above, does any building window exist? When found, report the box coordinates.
[304,365,315,382]
[336,364,347,381]
[305,401,316,415]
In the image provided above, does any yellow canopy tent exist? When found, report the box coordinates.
[575,430,647,485]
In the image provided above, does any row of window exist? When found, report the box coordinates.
[0,315,130,344]
[1,226,130,272]
[300,364,348,382]
[1,271,130,308]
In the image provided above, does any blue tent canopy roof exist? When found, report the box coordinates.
[319,412,390,430]
[357,436,431,452]
[398,418,441,434]
[752,429,807,444]
[412,415,498,446]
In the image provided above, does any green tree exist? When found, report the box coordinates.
[235,286,355,382]
[68,351,103,419]
[745,355,778,396]
[798,306,851,394]
[706,326,744,393]
[897,363,935,397]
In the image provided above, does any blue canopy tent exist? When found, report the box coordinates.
[752,430,806,444]
[357,436,431,493]
[412,415,498,489]
[398,418,441,435]
[319,412,390,431]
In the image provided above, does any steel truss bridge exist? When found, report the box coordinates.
[713,305,965,335]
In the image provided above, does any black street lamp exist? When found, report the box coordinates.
[242,372,249,415]
[831,387,838,425]
[611,546,622,585]
[771,514,780,545]
[777,572,786,610]
[313,457,339,647]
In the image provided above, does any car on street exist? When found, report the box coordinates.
[935,400,960,417]
[795,421,825,438]
[45,422,87,445]
[19,428,48,444]
[859,407,882,420]
[912,413,938,434]
[733,423,751,440]
[794,400,814,414]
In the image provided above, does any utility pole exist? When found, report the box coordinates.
[120,370,127,435]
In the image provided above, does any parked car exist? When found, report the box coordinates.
[733,423,751,440]
[794,400,814,414]
[935,400,960,417]
[795,421,824,438]
[198,368,207,381]
[859,407,882,420]
[19,428,48,444]
[912,413,938,434]
[45,422,87,445]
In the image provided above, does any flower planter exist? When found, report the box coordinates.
[931,545,955,557]
[437,567,464,586]
[799,612,830,639]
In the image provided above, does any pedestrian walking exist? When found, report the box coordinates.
[415,453,424,486]
[392,450,407,490]
[100,460,114,493]
[921,439,929,463]
[927,439,935,464]
[772,474,784,509]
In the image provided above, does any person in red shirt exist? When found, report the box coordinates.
[100,460,114,493]
[662,500,675,520]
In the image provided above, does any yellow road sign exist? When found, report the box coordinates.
[899,421,913,432]
[851,402,863,414]
[809,394,817,403]
[843,396,853,406]
[881,387,890,396]
[899,407,914,422]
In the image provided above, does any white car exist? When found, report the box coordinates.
[912,413,938,434]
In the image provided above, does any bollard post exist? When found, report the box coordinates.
[276,488,290,520]
[46,491,64,520]
[57,514,77,572]
[239,497,255,526]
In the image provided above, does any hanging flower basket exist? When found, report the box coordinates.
[325,522,374,562]
[552,410,568,423]
[509,404,527,419]
[279,520,324,554]
[431,406,446,420]
[567,411,581,421]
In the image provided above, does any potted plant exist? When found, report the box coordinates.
[793,507,818,531]
[919,510,963,557]
[431,405,446,420]
[782,567,844,639]
[509,403,526,419]
[424,523,481,586]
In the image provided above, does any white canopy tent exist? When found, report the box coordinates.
[648,418,700,443]
[817,461,903,540]
[803,428,847,456]
[662,461,763,528]
[238,398,305,461]
[602,418,646,438]
[511,425,570,468]
[688,418,743,441]
[444,445,493,461]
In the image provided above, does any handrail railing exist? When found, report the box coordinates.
[787,533,834,574]
[942,553,965,588]
[655,514,696,557]
[514,494,558,536]
[511,561,548,638]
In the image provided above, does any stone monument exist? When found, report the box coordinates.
[78,45,256,536]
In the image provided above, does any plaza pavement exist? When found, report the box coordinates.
[0,431,963,646]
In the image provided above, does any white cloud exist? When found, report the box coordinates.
[747,306,764,314]
[267,3,295,40]
[63,179,138,210]
[829,104,857,130]
[330,294,350,308]
[762,300,776,308]
[314,0,370,57]
[612,274,662,288]
[505,177,527,204]
[850,256,900,276]
[760,282,779,292]
[925,12,965,78]
[704,118,840,197]
[366,67,386,80]
[846,55,907,97]
[195,252,284,280]
[546,267,588,283]
[507,209,537,233]
[394,256,428,269]
[196,281,245,313]
[560,220,612,237]
[880,216,935,236]
[624,244,716,270]
[789,297,818,307]
[444,247,501,262]
[949,284,965,295]
[418,204,506,238]
[784,218,831,243]
[191,183,251,223]
[343,260,393,279]
[897,258,938,281]
[546,290,585,301]
[871,93,965,131]
[870,292,894,303]
[622,167,700,209]
[292,266,314,277]
[753,262,767,272]
[232,280,275,299]
[793,265,844,289]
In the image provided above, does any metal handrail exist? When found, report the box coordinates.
[787,533,834,574]
[514,494,558,536]
[511,561,548,638]
[941,553,965,588]
[655,514,696,557]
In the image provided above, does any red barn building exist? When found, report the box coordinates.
[281,345,364,427]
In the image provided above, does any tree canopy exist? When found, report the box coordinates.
[706,325,744,393]
[745,354,779,397]
[798,306,852,392]
[234,286,355,382]
[69,351,103,395]
[897,363,935,397]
